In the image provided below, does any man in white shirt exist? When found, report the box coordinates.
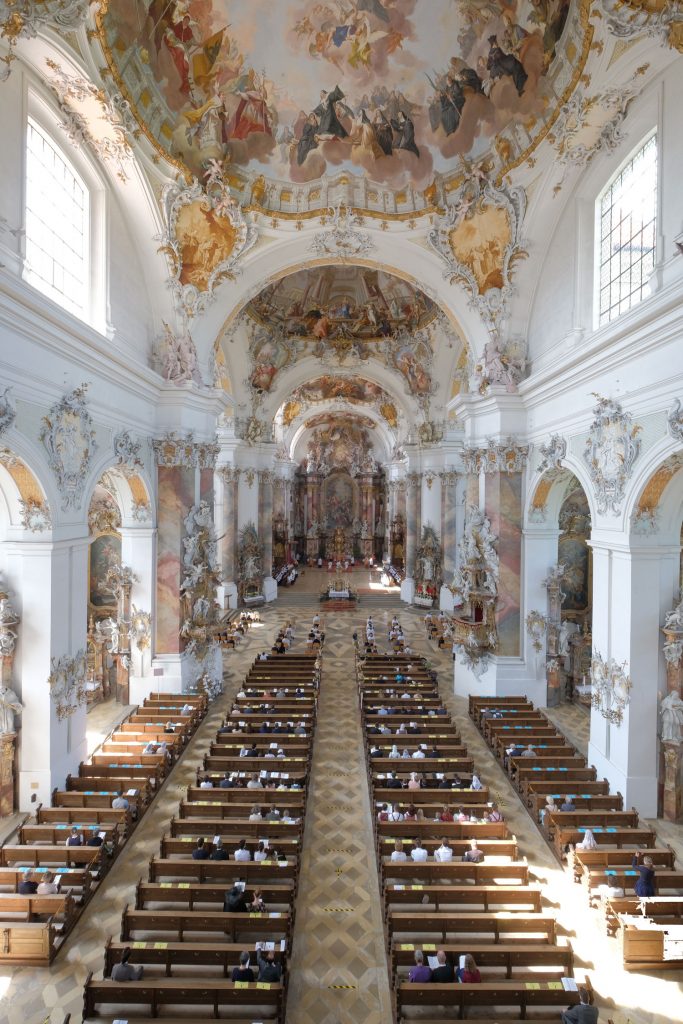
[434,838,453,862]
[234,839,251,862]
[391,840,407,862]
[411,839,428,862]
[471,772,483,791]
[388,803,404,821]
[199,776,213,789]
[37,871,59,895]
[181,703,193,716]
[112,791,129,810]
[412,748,425,759]
[246,773,263,789]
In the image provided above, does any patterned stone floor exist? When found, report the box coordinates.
[0,589,682,1024]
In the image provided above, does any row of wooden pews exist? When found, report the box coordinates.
[423,612,454,649]
[360,651,590,1023]
[470,695,683,973]
[0,692,207,967]
[83,640,322,1023]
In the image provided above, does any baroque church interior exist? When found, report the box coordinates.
[0,1,682,1022]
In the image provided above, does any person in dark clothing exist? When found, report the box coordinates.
[224,884,249,913]
[486,35,528,96]
[231,950,255,982]
[87,833,104,847]
[257,947,282,981]
[111,946,144,981]
[391,111,420,157]
[430,950,455,982]
[211,839,229,861]
[192,837,210,860]
[17,871,37,895]
[632,852,656,897]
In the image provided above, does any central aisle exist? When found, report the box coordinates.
[285,606,394,1024]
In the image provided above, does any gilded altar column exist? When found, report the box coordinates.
[405,472,421,578]
[661,621,683,821]
[258,470,274,576]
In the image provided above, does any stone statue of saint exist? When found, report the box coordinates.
[0,683,22,735]
[661,691,683,745]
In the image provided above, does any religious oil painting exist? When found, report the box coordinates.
[89,532,121,610]
[99,0,581,189]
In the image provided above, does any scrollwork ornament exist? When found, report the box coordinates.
[152,432,196,467]
[667,399,683,444]
[538,435,567,474]
[158,167,257,319]
[47,649,88,721]
[0,1,95,80]
[40,384,97,512]
[113,430,144,475]
[0,386,16,436]
[427,174,527,334]
[598,0,683,52]
[526,610,549,653]
[310,204,375,262]
[590,652,632,726]
[583,396,641,516]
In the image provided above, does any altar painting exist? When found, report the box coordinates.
[558,485,591,611]
[324,473,355,528]
[89,533,121,611]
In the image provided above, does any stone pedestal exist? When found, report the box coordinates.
[662,743,683,822]
[0,733,16,817]
[116,657,130,705]
[546,660,561,708]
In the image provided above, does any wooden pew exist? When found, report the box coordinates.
[185,787,305,808]
[0,920,57,965]
[103,935,287,978]
[121,906,291,943]
[388,910,557,943]
[159,836,299,859]
[390,941,573,980]
[169,818,302,840]
[135,880,295,912]
[83,972,284,1021]
[396,978,589,1021]
[383,883,542,913]
[0,845,102,870]
[570,847,676,884]
[149,858,298,889]
[602,896,683,936]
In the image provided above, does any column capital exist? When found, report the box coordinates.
[407,472,422,489]
[440,470,458,487]
[152,432,219,468]
[462,435,530,474]
[219,465,241,484]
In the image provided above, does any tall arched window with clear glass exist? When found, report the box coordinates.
[596,132,657,327]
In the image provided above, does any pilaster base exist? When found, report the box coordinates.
[588,741,658,818]
[218,582,239,610]
[263,577,278,603]
[439,586,455,613]
[400,578,415,604]
[453,654,547,705]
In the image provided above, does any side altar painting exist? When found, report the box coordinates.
[98,0,581,188]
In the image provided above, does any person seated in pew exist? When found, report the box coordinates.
[259,721,272,734]
[377,803,390,822]
[211,838,229,861]
[266,805,281,821]
[143,740,159,754]
[111,946,144,981]
[409,949,432,982]
[66,827,83,847]
[370,743,384,758]
[249,805,263,821]
[434,837,453,863]
[112,791,129,811]
[439,805,454,822]
[234,839,251,862]
[458,953,481,983]
[430,950,455,982]
[471,772,483,791]
[411,838,428,862]
[36,871,60,895]
[412,747,426,759]
[220,773,237,789]
[520,744,536,758]
[388,803,404,822]
[561,985,598,1024]
[391,839,408,863]
[504,744,524,769]
[385,772,402,790]
[87,831,104,847]
[632,851,656,897]
[181,703,193,716]
[575,828,598,852]
[247,773,263,790]
[164,721,176,733]
[192,837,210,860]
[295,722,307,737]
[561,796,576,812]
[407,772,421,791]
[540,796,559,824]
[200,775,214,789]
[426,745,440,758]
[404,804,417,821]
[485,802,503,822]
[254,841,268,862]
[462,838,484,863]
[231,950,255,982]
[257,945,282,981]
[17,870,38,895]
[455,807,468,822]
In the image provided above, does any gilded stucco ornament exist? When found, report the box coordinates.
[44,58,134,183]
[599,0,683,52]
[113,430,144,474]
[310,205,375,262]
[0,1,95,80]
[88,496,121,535]
[526,610,549,653]
[0,386,16,437]
[667,398,683,444]
[152,432,196,468]
[462,436,530,475]
[40,384,97,512]
[158,164,257,319]
[131,499,151,523]
[582,395,641,516]
[47,650,88,721]
[427,174,527,335]
[590,652,632,726]
[538,435,567,474]
[19,497,51,532]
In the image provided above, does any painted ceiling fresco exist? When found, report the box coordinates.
[98,0,583,190]
[244,265,442,407]
[283,375,399,429]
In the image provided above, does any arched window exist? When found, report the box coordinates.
[24,117,90,318]
[596,132,657,327]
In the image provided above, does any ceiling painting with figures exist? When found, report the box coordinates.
[97,0,585,192]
